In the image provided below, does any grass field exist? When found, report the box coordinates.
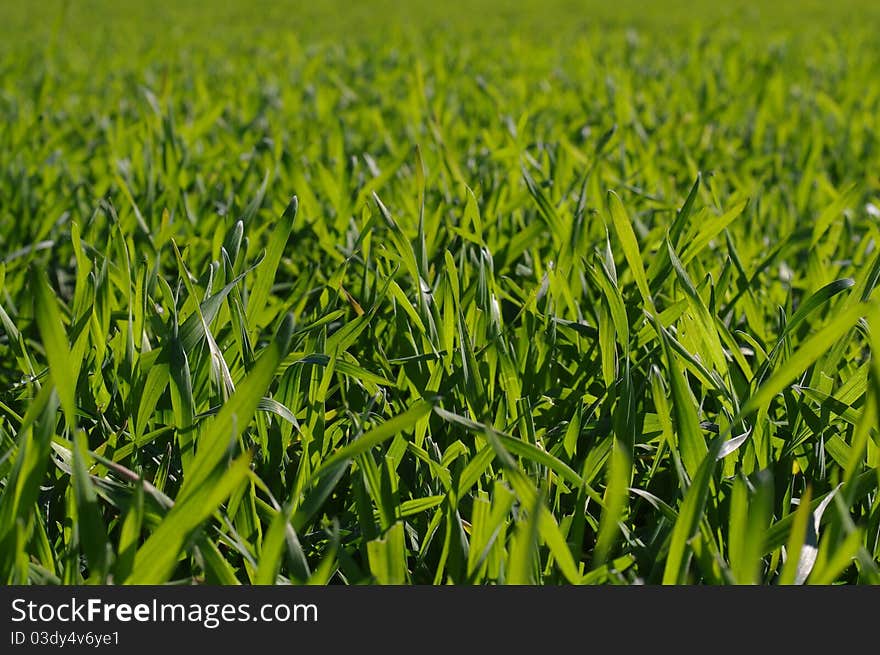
[1,0,880,585]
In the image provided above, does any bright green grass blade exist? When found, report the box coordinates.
[592,258,630,349]
[666,239,727,373]
[255,500,311,584]
[179,314,294,499]
[171,240,235,397]
[246,196,297,333]
[680,199,748,265]
[467,483,515,580]
[31,267,77,429]
[314,400,433,476]
[168,338,196,466]
[845,310,880,488]
[113,481,144,582]
[593,439,630,566]
[506,487,542,585]
[433,406,604,505]
[505,471,582,584]
[810,183,859,247]
[669,173,701,246]
[781,278,854,339]
[656,321,707,482]
[728,471,772,584]
[71,432,110,581]
[808,528,862,585]
[367,522,408,584]
[126,453,252,584]
[662,437,723,584]
[0,385,58,581]
[197,536,242,585]
[306,525,341,585]
[741,303,868,418]
[606,190,655,313]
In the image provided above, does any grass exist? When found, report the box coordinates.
[1,0,879,585]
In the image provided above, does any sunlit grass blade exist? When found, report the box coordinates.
[741,303,868,417]
[31,267,77,429]
[662,437,723,584]
[606,190,655,313]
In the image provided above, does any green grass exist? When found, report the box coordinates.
[1,0,880,585]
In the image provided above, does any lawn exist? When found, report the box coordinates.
[1,0,879,584]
